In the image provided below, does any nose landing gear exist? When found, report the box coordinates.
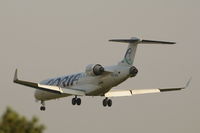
[103,98,112,107]
[40,101,46,111]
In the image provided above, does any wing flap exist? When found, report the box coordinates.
[105,89,160,97]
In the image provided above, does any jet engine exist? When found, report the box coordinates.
[85,64,105,76]
[129,66,138,77]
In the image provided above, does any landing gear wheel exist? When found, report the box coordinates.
[72,98,76,105]
[102,98,112,107]
[40,106,46,111]
[107,99,112,107]
[76,98,81,105]
[40,101,46,111]
[71,97,81,106]
[103,98,108,107]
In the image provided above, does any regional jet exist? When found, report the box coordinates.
[13,37,190,111]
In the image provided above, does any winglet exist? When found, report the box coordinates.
[13,69,18,82]
[184,77,192,89]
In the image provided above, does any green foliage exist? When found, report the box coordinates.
[0,107,45,133]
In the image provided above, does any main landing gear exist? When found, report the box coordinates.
[72,96,81,106]
[103,98,112,107]
[40,101,46,111]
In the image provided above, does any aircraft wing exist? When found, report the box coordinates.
[13,69,85,96]
[104,79,191,97]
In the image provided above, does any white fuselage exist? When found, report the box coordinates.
[34,65,131,101]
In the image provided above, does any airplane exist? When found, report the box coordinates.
[13,37,191,111]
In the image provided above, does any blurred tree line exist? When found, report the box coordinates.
[0,107,45,133]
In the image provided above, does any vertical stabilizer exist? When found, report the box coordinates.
[110,37,140,66]
[109,37,175,66]
[120,41,138,66]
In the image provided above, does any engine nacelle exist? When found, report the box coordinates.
[85,64,105,76]
[129,66,138,77]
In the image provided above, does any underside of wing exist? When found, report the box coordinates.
[105,79,191,97]
[13,69,85,96]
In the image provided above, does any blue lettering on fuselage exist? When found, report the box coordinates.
[52,78,61,86]
[70,73,81,86]
[46,73,82,87]
[46,79,55,85]
[61,76,69,87]
[66,75,74,86]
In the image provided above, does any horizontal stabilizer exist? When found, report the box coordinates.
[109,37,140,43]
[141,40,175,44]
[109,37,176,44]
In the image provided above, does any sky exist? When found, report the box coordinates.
[0,0,199,133]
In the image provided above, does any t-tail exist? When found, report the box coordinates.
[109,37,176,66]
